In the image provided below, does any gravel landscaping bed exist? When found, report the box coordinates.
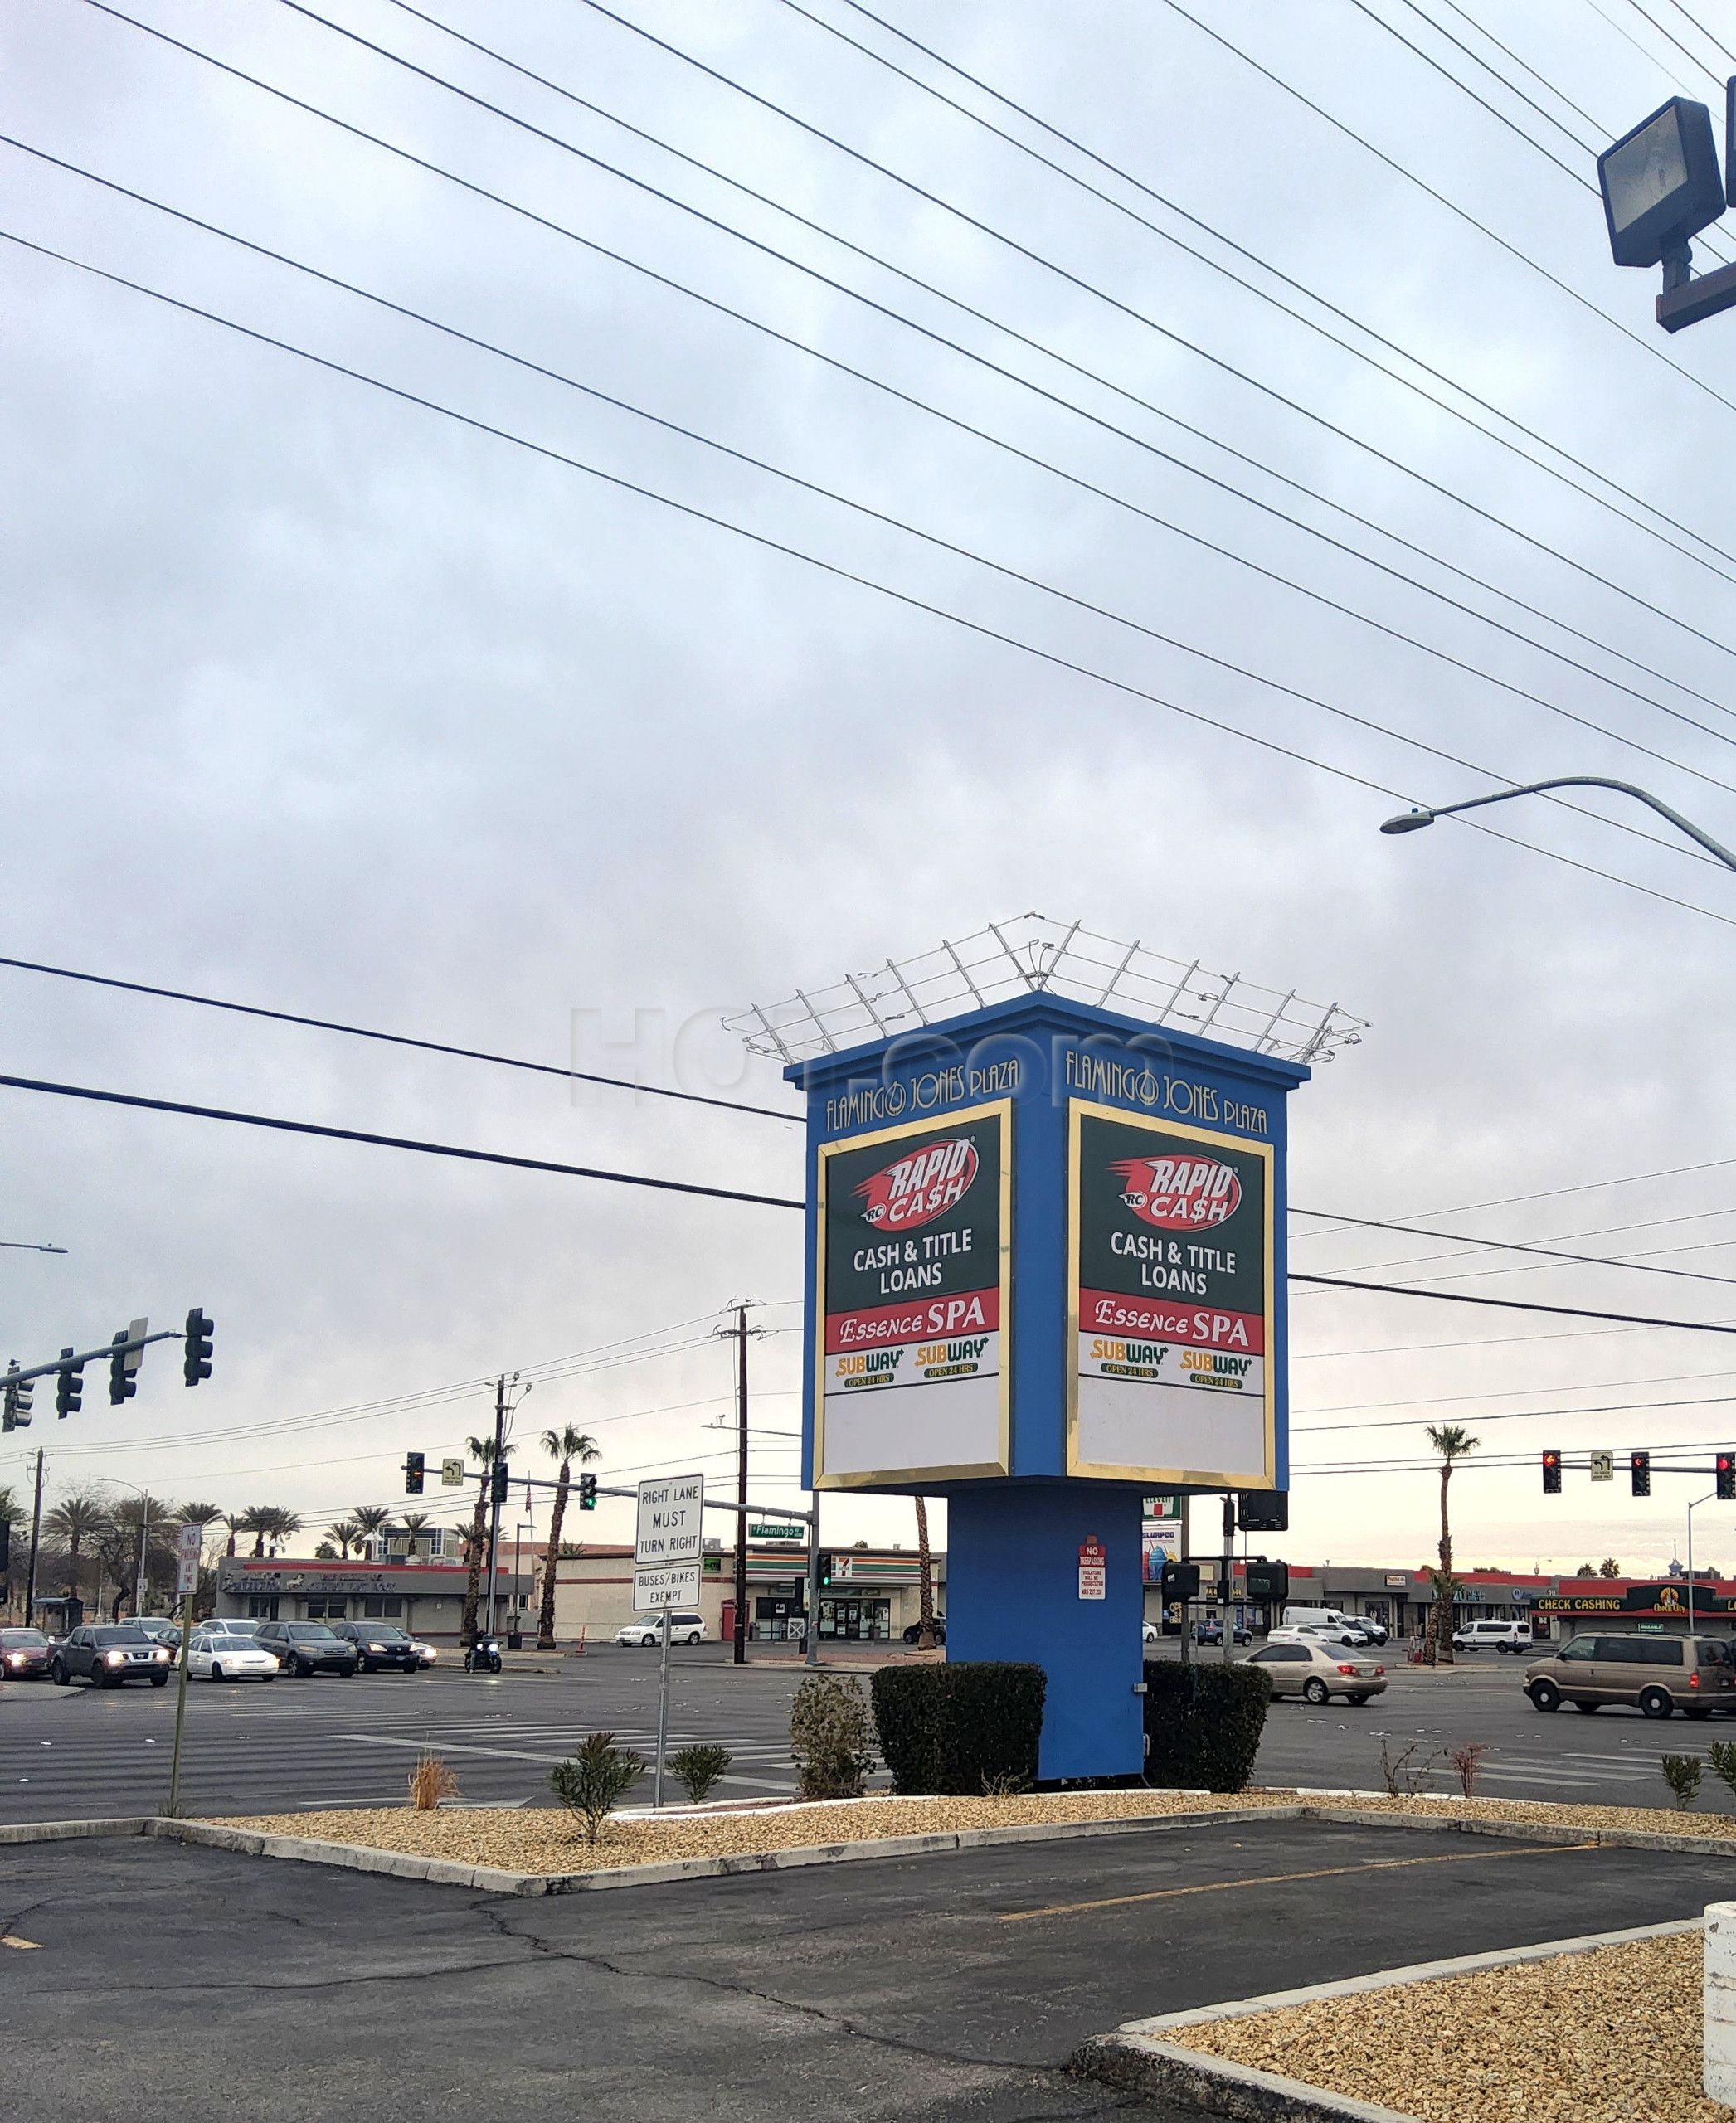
[1171,1931,1726,2123]
[209,1789,1296,1870]
[207,1785,1736,1873]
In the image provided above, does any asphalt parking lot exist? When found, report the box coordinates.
[4,1646,1730,1823]
[4,1814,1729,2121]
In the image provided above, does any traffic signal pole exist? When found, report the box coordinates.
[22,1447,44,1626]
[484,1375,505,1640]
[733,1306,748,1668]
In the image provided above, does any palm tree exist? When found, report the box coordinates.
[270,1510,304,1555]
[239,1505,274,1558]
[913,1494,936,1650]
[1424,1424,1479,1665]
[535,1425,600,1648]
[351,1505,391,1560]
[46,1492,111,1606]
[221,1511,247,1557]
[175,1502,221,1529]
[400,1511,431,1560]
[461,1435,513,1644]
[325,1518,362,1560]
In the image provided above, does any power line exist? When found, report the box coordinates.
[80,15,1736,808]
[1651,0,1736,72]
[24,148,1736,901]
[1155,0,1736,426]
[1290,1202,1736,1286]
[19,233,1736,932]
[816,0,1736,585]
[548,0,1736,687]
[1298,1391,1736,1435]
[0,1067,805,1209]
[0,945,796,1123]
[1301,1149,1736,1229]
[1624,0,1731,85]
[1293,1270,1736,1331]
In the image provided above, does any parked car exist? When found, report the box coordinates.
[329,1621,421,1673]
[134,1618,182,1650]
[0,1626,52,1679]
[1141,1620,1160,1643]
[252,1621,360,1678]
[1453,1619,1532,1654]
[902,1618,946,1645]
[1194,1619,1252,1646]
[615,1613,707,1647]
[49,1624,173,1688]
[1525,1632,1736,1719]
[1245,1636,1387,1704]
[187,1630,279,1683]
[1275,1620,1374,1649]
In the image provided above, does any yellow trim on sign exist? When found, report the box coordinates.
[814,1097,1013,1489]
[1064,1098,1277,1489]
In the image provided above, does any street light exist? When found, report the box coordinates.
[1597,90,1736,331]
[1686,1491,1720,1637]
[1380,776,1736,873]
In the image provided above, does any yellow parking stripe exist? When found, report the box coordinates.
[2,1935,42,1950]
[998,1839,1600,1923]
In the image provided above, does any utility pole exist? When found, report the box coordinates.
[134,1497,153,1619]
[1221,1494,1236,1665]
[23,1448,45,1627]
[484,1374,506,1639]
[734,1306,749,1667]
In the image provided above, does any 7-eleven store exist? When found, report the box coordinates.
[549,1542,937,1644]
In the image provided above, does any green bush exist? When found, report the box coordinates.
[872,1663,1047,1795]
[549,1732,644,1843]
[669,1742,732,1804]
[1141,1660,1271,1794]
[790,1674,876,1799]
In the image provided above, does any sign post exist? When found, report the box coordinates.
[635,1473,703,1807]
[166,1523,203,1817]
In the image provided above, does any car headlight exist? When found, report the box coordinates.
[6,1652,23,1666]
[105,1650,126,1666]
[153,1649,170,1662]
[366,1643,385,1653]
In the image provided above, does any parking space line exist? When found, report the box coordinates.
[998,1839,1598,1923]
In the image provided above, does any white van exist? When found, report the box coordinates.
[1282,1606,1364,1639]
[1452,1618,1531,1654]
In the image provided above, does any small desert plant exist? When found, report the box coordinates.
[790,1673,875,1799]
[406,1751,460,1811]
[550,1732,645,1843]
[1709,1740,1736,1800]
[980,1766,1033,1797]
[1379,1737,1441,1798]
[1661,1753,1704,1812]
[669,1742,732,1804]
[1448,1742,1488,1799]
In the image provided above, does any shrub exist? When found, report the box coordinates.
[1380,1737,1442,1798]
[1448,1742,1487,1799]
[1709,1739,1736,1800]
[550,1732,645,1843]
[790,1674,875,1799]
[1141,1660,1271,1794]
[669,1742,732,1804]
[406,1751,459,1811]
[1661,1753,1703,1812]
[872,1663,1046,1795]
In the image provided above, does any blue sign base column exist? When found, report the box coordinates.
[946,1481,1145,1781]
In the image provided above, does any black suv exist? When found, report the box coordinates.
[253,1621,359,1678]
[50,1624,173,1688]
[329,1621,419,1674]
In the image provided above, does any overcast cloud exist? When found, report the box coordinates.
[5,0,1736,1577]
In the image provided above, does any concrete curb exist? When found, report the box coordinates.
[1311,1804,1736,1858]
[0,1816,155,1845]
[1072,1915,1704,2121]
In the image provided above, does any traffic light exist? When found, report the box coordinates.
[404,1452,425,1496]
[1719,1452,1736,1504]
[1236,1490,1289,1533]
[817,1550,835,1587]
[577,1471,597,1512]
[3,1365,33,1431]
[1244,1559,1290,1605]
[56,1349,82,1420]
[182,1308,214,1387]
[1159,1559,1202,1602]
[491,1461,510,1504]
[109,1331,138,1406]
[1542,1450,1562,1494]
[1631,1450,1651,1498]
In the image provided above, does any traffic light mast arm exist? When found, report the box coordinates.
[2,1327,177,1387]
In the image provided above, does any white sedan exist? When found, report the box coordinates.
[187,1631,279,1682]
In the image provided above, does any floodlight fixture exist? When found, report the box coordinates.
[1597,97,1723,274]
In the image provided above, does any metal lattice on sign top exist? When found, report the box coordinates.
[726,914,1366,1067]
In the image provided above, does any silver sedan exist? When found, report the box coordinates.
[1245,1638,1387,1704]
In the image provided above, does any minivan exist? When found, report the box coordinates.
[1453,1619,1531,1654]
[1525,1631,1736,1719]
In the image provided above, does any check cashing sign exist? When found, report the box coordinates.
[814,1100,1011,1487]
[1067,1101,1276,1489]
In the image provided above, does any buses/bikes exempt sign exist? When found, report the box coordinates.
[1068,1102,1276,1489]
[633,1471,703,1609]
[815,1100,1011,1486]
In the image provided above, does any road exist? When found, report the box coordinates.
[2,1645,1731,1822]
[5,1815,1729,2121]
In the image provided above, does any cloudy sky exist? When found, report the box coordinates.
[6,0,1736,1580]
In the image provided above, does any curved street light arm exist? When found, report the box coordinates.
[1384,776,1736,872]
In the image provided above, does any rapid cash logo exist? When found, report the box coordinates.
[856,1137,980,1232]
[1110,1153,1242,1231]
